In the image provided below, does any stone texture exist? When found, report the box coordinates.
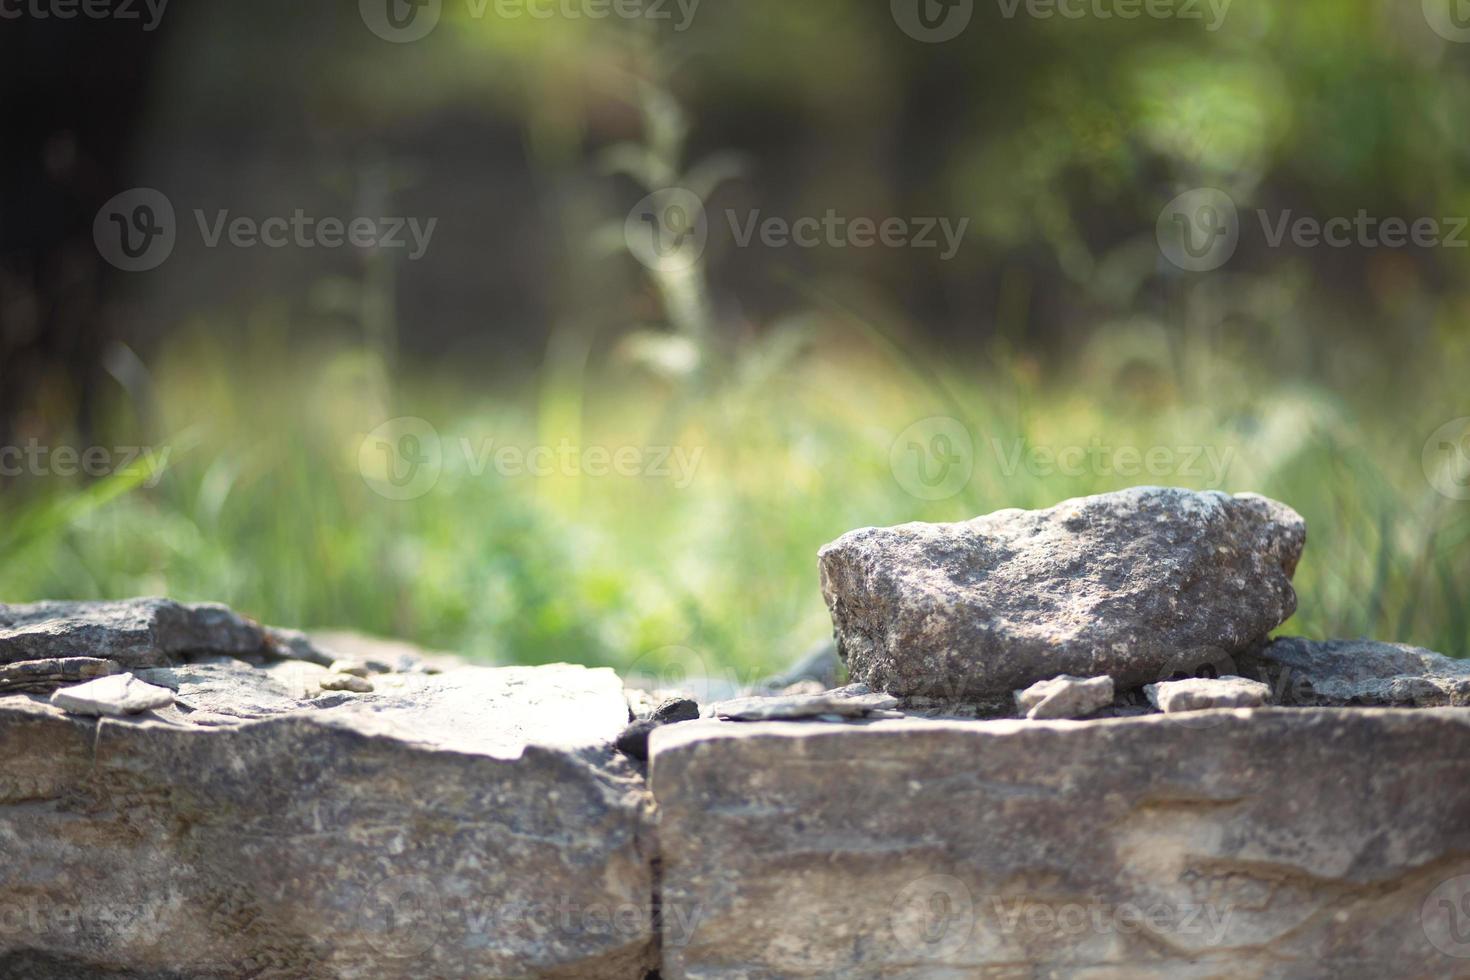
[1015,674,1114,720]
[711,685,899,721]
[1242,637,1470,707]
[0,657,120,693]
[0,597,269,668]
[49,672,175,717]
[819,487,1306,699]
[0,661,655,979]
[650,711,1470,979]
[1146,675,1272,713]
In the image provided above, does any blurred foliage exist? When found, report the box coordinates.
[3,0,1470,675]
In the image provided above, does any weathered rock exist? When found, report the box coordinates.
[1014,675,1114,720]
[0,657,120,693]
[712,686,898,721]
[650,710,1470,978]
[1146,675,1271,713]
[0,597,267,668]
[819,487,1306,698]
[0,661,655,978]
[49,672,175,717]
[1242,637,1470,707]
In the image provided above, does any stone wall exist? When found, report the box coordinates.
[4,489,1470,978]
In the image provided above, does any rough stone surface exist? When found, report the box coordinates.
[49,672,175,716]
[819,487,1306,698]
[0,657,120,693]
[1242,637,1470,707]
[1146,675,1272,713]
[0,597,270,668]
[712,686,899,721]
[1015,674,1114,720]
[1,661,655,979]
[650,711,1470,979]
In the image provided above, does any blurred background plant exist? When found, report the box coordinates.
[1,0,1467,678]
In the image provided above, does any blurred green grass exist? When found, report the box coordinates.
[2,315,1467,681]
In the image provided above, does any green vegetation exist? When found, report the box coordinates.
[3,318,1466,680]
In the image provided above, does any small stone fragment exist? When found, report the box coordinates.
[1145,675,1271,713]
[712,687,898,721]
[616,697,701,761]
[329,659,371,678]
[1014,675,1114,720]
[0,657,121,693]
[49,673,175,717]
[651,697,701,724]
[318,672,374,694]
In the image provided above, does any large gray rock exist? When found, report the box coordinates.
[819,488,1306,699]
[0,661,655,979]
[1243,637,1470,707]
[650,711,1470,979]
